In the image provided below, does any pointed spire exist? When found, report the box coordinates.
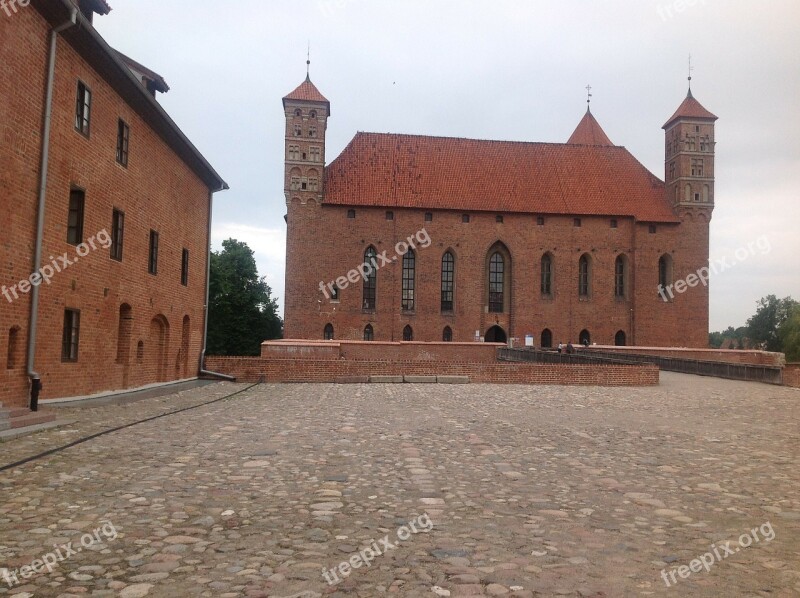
[585,84,593,113]
[567,109,613,146]
[306,41,311,79]
[662,90,717,129]
[687,53,694,96]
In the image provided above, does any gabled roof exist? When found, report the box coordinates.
[283,75,330,113]
[567,109,614,146]
[323,133,679,223]
[663,89,718,129]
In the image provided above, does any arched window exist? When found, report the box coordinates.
[541,253,553,296]
[402,325,413,342]
[443,326,453,342]
[363,247,377,310]
[309,110,317,118]
[115,304,133,364]
[615,255,628,299]
[658,254,673,300]
[579,329,591,345]
[615,330,627,346]
[401,248,415,311]
[489,252,505,313]
[364,324,374,341]
[441,251,455,312]
[294,108,302,117]
[323,323,334,340]
[578,254,591,297]
[6,326,20,369]
[541,328,553,349]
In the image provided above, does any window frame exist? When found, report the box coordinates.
[181,248,189,286]
[363,246,377,310]
[441,251,455,312]
[111,208,125,261]
[61,309,81,362]
[148,229,159,275]
[541,253,553,296]
[67,189,85,246]
[578,254,591,298]
[401,248,416,311]
[488,252,505,313]
[75,81,92,137]
[116,118,130,166]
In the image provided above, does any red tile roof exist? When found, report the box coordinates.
[323,133,679,223]
[283,76,330,112]
[663,90,718,129]
[567,110,614,146]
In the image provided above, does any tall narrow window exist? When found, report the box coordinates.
[148,230,159,275]
[489,252,504,313]
[115,304,132,364]
[116,119,129,166]
[442,326,453,342]
[402,325,413,341]
[578,254,591,297]
[658,254,673,300]
[67,189,85,245]
[615,255,627,299]
[181,248,189,286]
[363,247,377,310]
[541,253,553,296]
[75,81,91,136]
[441,251,454,312]
[62,309,81,362]
[6,327,19,369]
[111,209,124,261]
[691,158,704,176]
[364,324,374,341]
[401,249,416,311]
[323,323,334,340]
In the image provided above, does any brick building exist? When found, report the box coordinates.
[1,0,227,413]
[282,74,717,348]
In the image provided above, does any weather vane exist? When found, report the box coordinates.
[586,84,592,110]
[307,41,311,76]
[688,54,694,89]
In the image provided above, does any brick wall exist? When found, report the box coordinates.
[284,204,709,349]
[0,8,214,407]
[262,340,503,363]
[206,356,659,386]
[587,345,785,367]
[784,364,800,388]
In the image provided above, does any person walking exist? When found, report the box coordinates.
[557,342,563,354]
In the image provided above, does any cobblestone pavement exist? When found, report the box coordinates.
[0,373,798,598]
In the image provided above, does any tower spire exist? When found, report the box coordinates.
[687,54,694,97]
[585,84,592,112]
[306,42,311,79]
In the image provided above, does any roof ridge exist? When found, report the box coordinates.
[353,131,628,149]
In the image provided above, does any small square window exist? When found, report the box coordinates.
[649,224,657,234]
[462,214,470,223]
[331,284,340,301]
[537,216,545,226]
[386,211,394,221]
[574,218,582,227]
[610,219,618,229]
[496,214,504,223]
[424,212,433,222]
[347,209,356,219]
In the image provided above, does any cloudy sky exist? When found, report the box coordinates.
[95,0,800,331]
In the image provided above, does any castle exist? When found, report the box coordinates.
[281,72,717,348]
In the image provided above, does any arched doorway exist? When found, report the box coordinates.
[148,315,170,382]
[615,330,627,346]
[541,328,553,349]
[485,325,507,343]
[579,329,591,346]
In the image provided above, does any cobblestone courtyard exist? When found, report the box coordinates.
[1,373,798,597]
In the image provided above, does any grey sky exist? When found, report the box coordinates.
[95,0,800,332]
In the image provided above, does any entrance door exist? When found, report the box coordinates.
[485,325,507,343]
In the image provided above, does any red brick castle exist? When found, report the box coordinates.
[282,73,717,348]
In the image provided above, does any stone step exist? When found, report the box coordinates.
[7,411,57,429]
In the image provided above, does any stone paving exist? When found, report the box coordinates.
[0,373,798,598]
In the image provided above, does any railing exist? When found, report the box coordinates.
[498,347,646,366]
[583,349,784,385]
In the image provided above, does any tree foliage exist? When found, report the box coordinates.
[745,295,797,352]
[207,239,282,356]
[779,304,800,361]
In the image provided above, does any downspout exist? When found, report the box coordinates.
[27,7,78,411]
[199,187,236,381]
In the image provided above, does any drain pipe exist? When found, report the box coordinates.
[27,7,79,412]
[199,187,236,381]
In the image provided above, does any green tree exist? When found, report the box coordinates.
[779,304,800,361]
[746,295,797,352]
[207,239,282,356]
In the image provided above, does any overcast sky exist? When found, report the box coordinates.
[95,0,800,331]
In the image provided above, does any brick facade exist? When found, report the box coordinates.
[0,2,225,408]
[282,78,716,349]
[784,364,800,388]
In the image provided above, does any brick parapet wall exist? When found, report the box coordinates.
[206,356,659,386]
[587,345,785,367]
[262,340,503,363]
